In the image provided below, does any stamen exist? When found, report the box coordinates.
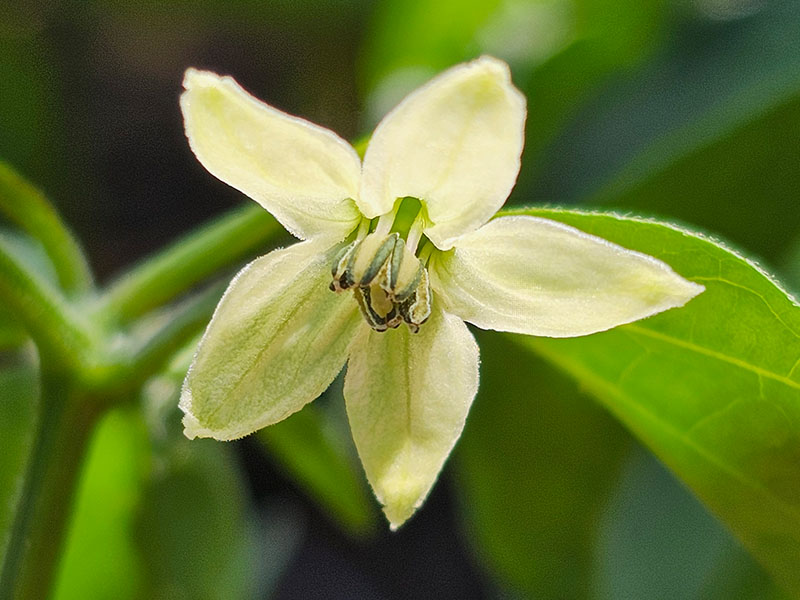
[417,242,434,266]
[329,199,433,334]
[373,211,395,237]
[405,213,425,255]
[355,217,371,241]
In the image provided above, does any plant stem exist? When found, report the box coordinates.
[98,204,283,324]
[0,162,93,295]
[0,233,93,373]
[0,371,102,600]
[128,280,227,386]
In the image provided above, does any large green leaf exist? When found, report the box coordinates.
[0,365,38,565]
[456,333,632,598]
[457,327,785,599]
[504,207,800,595]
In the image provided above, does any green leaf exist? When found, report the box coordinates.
[139,358,296,600]
[599,92,800,264]
[362,0,665,163]
[455,333,631,598]
[0,306,27,350]
[0,365,38,565]
[361,0,502,95]
[504,207,800,595]
[515,0,664,180]
[53,405,271,600]
[133,438,262,600]
[52,410,149,600]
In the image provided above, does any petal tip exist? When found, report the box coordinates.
[181,412,202,440]
[675,278,705,306]
[472,55,513,78]
[382,498,421,531]
[376,475,430,531]
[182,67,219,90]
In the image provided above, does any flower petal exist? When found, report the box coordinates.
[180,239,362,440]
[359,56,526,250]
[429,215,705,337]
[343,306,479,529]
[181,69,362,241]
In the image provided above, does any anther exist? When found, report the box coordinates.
[329,230,431,333]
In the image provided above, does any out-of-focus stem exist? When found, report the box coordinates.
[98,204,283,324]
[0,233,93,372]
[0,162,93,295]
[0,372,102,600]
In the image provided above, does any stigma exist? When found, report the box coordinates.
[329,232,431,333]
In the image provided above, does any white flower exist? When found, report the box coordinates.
[178,57,703,529]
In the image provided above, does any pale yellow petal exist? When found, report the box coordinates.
[181,69,362,241]
[429,215,704,337]
[343,306,479,529]
[359,56,526,249]
[180,239,361,440]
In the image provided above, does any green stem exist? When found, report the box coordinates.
[0,371,102,600]
[98,204,283,324]
[0,162,93,295]
[0,233,93,372]
[128,280,226,386]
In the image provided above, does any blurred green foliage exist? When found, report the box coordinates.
[1,0,799,599]
[457,333,631,598]
[0,367,38,563]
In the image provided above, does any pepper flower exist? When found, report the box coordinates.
[179,57,703,529]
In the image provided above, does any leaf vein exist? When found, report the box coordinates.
[691,275,800,339]
[624,324,800,391]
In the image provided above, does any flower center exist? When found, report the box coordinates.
[329,199,432,333]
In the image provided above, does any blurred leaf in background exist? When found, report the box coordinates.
[52,410,148,600]
[596,447,789,600]
[258,392,379,539]
[50,398,291,599]
[362,0,665,174]
[456,333,632,598]
[527,0,800,267]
